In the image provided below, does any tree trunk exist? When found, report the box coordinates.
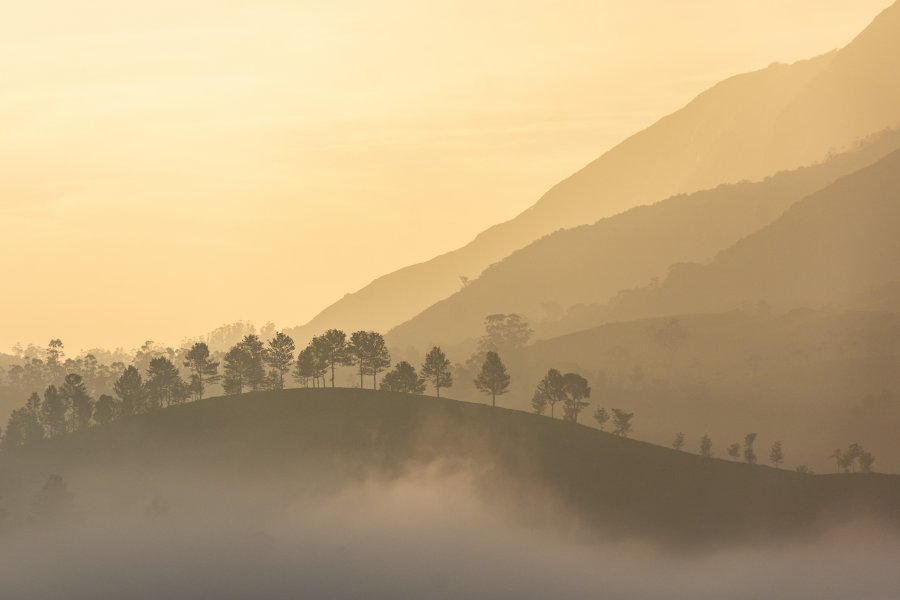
[492,392,495,408]
[436,384,440,398]
[331,362,336,388]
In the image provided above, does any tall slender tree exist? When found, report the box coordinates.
[60,373,93,431]
[347,331,372,389]
[316,330,349,388]
[769,441,784,468]
[40,384,68,437]
[473,351,510,407]
[366,332,391,389]
[699,434,713,458]
[421,346,453,398]
[265,332,295,390]
[533,369,565,418]
[183,342,221,400]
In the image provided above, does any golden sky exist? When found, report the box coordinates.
[0,0,892,352]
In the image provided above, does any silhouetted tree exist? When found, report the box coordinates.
[699,434,713,458]
[366,333,391,389]
[380,361,426,394]
[222,345,252,395]
[561,373,591,423]
[40,385,68,437]
[769,441,784,468]
[93,394,119,425]
[294,346,325,388]
[3,396,44,449]
[727,443,741,460]
[61,373,93,431]
[145,357,187,408]
[347,331,371,389]
[265,332,295,390]
[846,443,864,472]
[743,433,757,465]
[421,346,453,398]
[183,342,221,400]
[859,450,876,473]
[612,408,634,437]
[114,366,147,416]
[473,351,510,407]
[795,465,815,475]
[237,334,268,391]
[593,407,609,431]
[315,329,349,388]
[533,369,565,418]
[831,448,850,473]
[672,432,685,451]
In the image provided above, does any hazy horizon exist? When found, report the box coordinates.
[1,0,893,352]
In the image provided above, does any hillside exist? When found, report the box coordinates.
[507,308,900,471]
[597,148,900,324]
[386,128,900,350]
[2,389,898,545]
[287,2,900,343]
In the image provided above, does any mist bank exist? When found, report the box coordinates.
[1,462,898,600]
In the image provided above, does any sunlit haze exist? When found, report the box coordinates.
[1,0,891,351]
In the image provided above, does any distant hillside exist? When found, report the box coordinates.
[387,129,900,350]
[288,2,900,342]
[507,308,900,471]
[2,389,898,544]
[596,148,900,324]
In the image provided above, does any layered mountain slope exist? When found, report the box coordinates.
[288,2,900,342]
[601,148,900,324]
[386,129,900,349]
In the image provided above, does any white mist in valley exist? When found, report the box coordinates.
[1,464,897,600]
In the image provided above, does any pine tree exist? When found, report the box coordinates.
[183,342,221,400]
[769,441,784,468]
[40,385,69,437]
[421,346,453,398]
[265,332,295,390]
[145,357,187,408]
[60,373,93,431]
[699,434,713,458]
[114,366,148,416]
[473,351,510,407]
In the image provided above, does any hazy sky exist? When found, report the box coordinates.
[0,0,892,352]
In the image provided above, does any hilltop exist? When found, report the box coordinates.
[2,389,898,545]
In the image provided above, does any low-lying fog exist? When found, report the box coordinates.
[0,464,897,600]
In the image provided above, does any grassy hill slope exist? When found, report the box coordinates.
[2,389,898,545]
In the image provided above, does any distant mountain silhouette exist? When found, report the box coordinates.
[287,2,900,342]
[599,148,900,324]
[386,129,900,350]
